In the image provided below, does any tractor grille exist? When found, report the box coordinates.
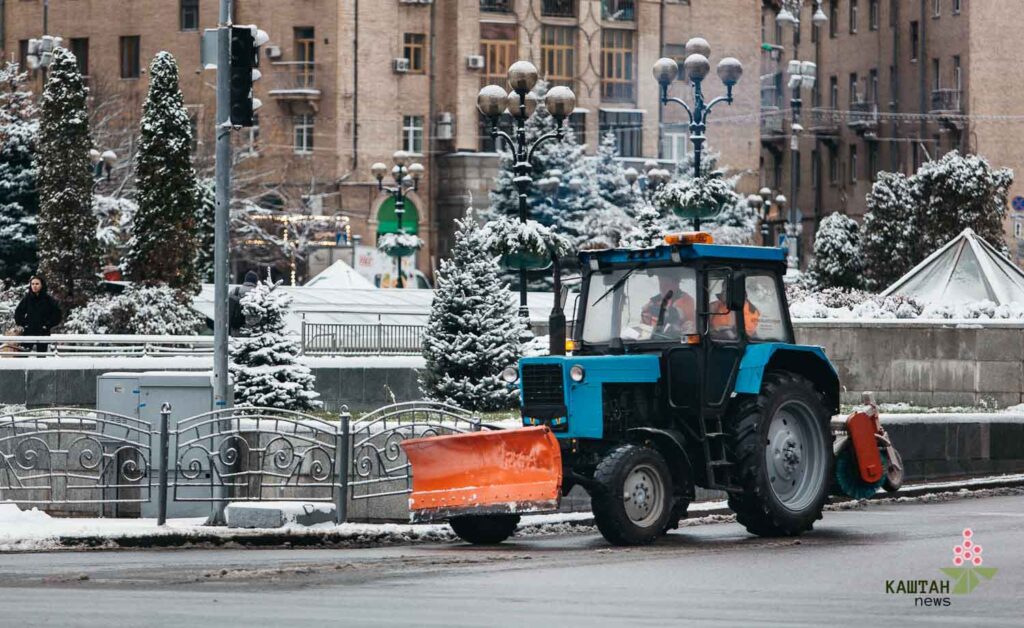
[522,364,565,406]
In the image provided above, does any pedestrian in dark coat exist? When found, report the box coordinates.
[229,270,260,335]
[14,276,62,353]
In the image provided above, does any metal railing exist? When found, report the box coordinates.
[848,100,879,130]
[302,318,426,356]
[0,334,214,357]
[480,0,512,11]
[602,0,634,20]
[807,107,842,135]
[541,0,575,17]
[760,108,785,137]
[931,88,962,113]
[266,61,319,95]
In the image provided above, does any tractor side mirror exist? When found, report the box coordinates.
[727,272,746,312]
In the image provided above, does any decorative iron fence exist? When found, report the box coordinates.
[301,320,426,356]
[0,402,486,526]
[0,408,151,508]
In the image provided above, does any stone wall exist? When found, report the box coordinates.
[794,320,1024,408]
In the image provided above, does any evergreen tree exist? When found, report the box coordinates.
[594,131,635,212]
[806,212,865,290]
[620,203,663,248]
[421,208,523,411]
[0,62,39,284]
[36,47,99,309]
[230,272,321,410]
[861,171,917,289]
[124,52,200,292]
[194,178,216,282]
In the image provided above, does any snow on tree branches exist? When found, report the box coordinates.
[420,209,523,411]
[36,47,99,309]
[230,274,321,411]
[0,63,39,284]
[63,285,204,335]
[123,52,200,293]
[806,212,865,290]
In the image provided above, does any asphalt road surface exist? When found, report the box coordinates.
[1,494,1021,627]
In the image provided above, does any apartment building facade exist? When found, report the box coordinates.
[1,0,761,281]
[761,0,1024,265]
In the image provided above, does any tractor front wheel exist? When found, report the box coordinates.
[728,372,832,537]
[449,514,520,545]
[592,445,674,546]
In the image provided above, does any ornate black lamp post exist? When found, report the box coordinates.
[652,38,743,231]
[371,151,423,289]
[477,60,576,325]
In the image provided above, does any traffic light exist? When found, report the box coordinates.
[229,26,267,127]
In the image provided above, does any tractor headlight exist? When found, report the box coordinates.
[501,366,519,384]
[569,365,586,382]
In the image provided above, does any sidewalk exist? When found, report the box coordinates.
[3,473,1022,553]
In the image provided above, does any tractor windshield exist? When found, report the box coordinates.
[582,266,698,344]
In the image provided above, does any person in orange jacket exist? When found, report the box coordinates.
[641,274,697,338]
[709,291,760,339]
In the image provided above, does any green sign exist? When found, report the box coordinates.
[376,196,420,235]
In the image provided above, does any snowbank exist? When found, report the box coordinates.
[788,285,1024,322]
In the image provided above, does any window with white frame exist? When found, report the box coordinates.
[953,0,961,15]
[933,0,941,17]
[660,125,687,162]
[294,114,314,154]
[402,115,424,154]
[244,112,260,156]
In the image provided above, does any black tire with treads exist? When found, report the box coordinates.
[449,514,520,545]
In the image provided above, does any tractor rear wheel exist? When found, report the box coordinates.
[449,514,520,545]
[592,444,673,546]
[727,371,832,537]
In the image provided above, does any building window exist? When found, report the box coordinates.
[868,68,878,103]
[932,0,941,17]
[245,112,260,156]
[119,36,141,79]
[403,34,426,74]
[953,0,961,15]
[812,149,821,189]
[295,27,315,63]
[850,0,859,33]
[402,115,424,154]
[294,114,314,155]
[540,26,575,89]
[931,58,940,91]
[180,0,200,32]
[912,142,921,171]
[910,21,919,62]
[773,154,782,188]
[850,145,859,182]
[889,64,897,105]
[70,38,89,77]
[828,147,839,184]
[660,125,687,162]
[869,0,880,30]
[541,0,575,18]
[601,29,635,101]
[602,0,635,21]
[868,142,879,179]
[952,55,961,90]
[599,109,642,158]
[829,1,838,37]
[829,76,838,109]
[480,23,517,88]
[569,111,586,146]
[479,112,512,152]
[480,0,512,12]
[849,73,859,104]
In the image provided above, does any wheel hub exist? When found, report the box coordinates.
[622,464,664,527]
[765,402,826,512]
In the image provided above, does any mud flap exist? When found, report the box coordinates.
[400,426,563,523]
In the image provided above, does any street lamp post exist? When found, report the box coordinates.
[89,149,117,185]
[653,38,743,231]
[477,61,576,325]
[371,152,423,289]
[776,1,827,268]
[624,162,671,202]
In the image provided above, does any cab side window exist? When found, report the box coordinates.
[745,274,788,342]
[707,271,738,341]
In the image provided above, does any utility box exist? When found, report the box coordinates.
[97,371,228,519]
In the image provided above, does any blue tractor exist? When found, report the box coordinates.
[403,233,840,546]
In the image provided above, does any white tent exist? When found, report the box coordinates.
[881,228,1024,305]
[303,260,375,290]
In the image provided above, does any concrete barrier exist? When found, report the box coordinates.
[794,320,1024,408]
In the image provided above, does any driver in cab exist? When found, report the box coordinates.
[639,274,697,339]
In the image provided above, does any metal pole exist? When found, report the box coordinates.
[395,181,404,289]
[157,403,171,526]
[210,0,233,526]
[513,113,530,328]
[334,410,350,525]
[548,255,565,356]
[691,78,705,233]
[790,27,801,269]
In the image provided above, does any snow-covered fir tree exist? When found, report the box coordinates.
[93,195,137,269]
[860,171,917,289]
[485,81,605,246]
[63,285,203,335]
[194,178,216,282]
[36,47,99,309]
[420,208,523,411]
[0,62,39,284]
[806,212,865,290]
[123,52,200,292]
[620,203,663,248]
[230,273,321,410]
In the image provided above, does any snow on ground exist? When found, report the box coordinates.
[0,355,426,371]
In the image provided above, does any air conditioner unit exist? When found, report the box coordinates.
[466,55,485,70]
[393,58,410,73]
[265,45,282,59]
[436,112,454,140]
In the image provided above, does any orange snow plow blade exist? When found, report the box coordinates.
[400,426,563,523]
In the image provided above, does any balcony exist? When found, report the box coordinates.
[847,100,879,132]
[267,62,321,102]
[806,107,841,138]
[931,88,962,114]
[760,108,785,151]
[602,0,635,21]
[480,0,512,12]
[541,0,575,18]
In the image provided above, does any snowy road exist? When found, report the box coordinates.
[1,494,1021,627]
